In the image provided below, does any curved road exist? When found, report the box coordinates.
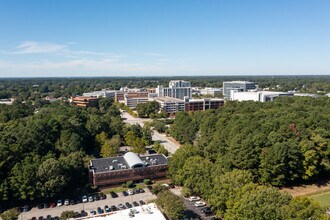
[120,111,180,154]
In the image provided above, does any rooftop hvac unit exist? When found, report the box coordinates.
[146,157,149,160]
[121,165,127,169]
[109,166,114,170]
[112,159,118,163]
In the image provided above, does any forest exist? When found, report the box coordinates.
[169,96,330,218]
[0,98,153,209]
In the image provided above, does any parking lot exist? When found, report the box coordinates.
[22,190,157,220]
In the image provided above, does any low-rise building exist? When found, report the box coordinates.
[124,95,149,108]
[200,87,223,97]
[230,91,293,102]
[115,91,149,102]
[82,90,116,98]
[88,152,168,187]
[70,96,99,107]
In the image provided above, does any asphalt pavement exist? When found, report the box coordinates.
[21,191,157,220]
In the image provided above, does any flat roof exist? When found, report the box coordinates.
[187,98,224,103]
[90,153,168,174]
[76,203,166,220]
[150,97,184,102]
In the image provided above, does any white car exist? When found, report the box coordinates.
[64,199,69,206]
[82,195,88,203]
[189,196,200,202]
[194,201,206,207]
[127,189,134,195]
[88,196,94,202]
[57,200,62,207]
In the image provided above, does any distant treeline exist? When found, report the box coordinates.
[1,75,330,100]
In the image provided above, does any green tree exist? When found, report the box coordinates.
[156,191,185,220]
[60,210,75,220]
[0,208,20,220]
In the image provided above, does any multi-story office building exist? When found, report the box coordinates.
[150,97,185,113]
[88,152,168,187]
[156,80,192,100]
[124,95,149,108]
[230,91,293,102]
[70,96,99,107]
[83,90,116,98]
[223,81,256,100]
[115,91,149,102]
[184,98,224,112]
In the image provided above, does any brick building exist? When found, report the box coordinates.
[88,152,168,187]
[70,96,99,107]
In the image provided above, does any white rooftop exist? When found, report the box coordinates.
[77,203,166,220]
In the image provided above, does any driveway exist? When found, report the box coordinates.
[121,111,180,154]
[21,191,157,220]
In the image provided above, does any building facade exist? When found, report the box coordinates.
[156,80,192,100]
[230,91,293,102]
[70,96,99,107]
[223,81,256,100]
[184,98,224,112]
[88,152,168,187]
[150,97,185,113]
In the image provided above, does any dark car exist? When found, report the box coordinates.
[139,188,145,193]
[139,200,145,205]
[99,192,106,200]
[122,191,128,196]
[104,205,111,213]
[37,204,43,209]
[125,202,132,208]
[53,216,59,220]
[70,200,76,205]
[133,201,139,207]
[38,216,43,220]
[81,210,88,217]
[110,191,118,198]
[169,183,175,188]
[97,207,103,214]
[134,188,140,194]
[118,204,125,210]
[202,207,213,215]
[94,195,100,201]
[147,185,153,192]
[31,217,37,220]
[46,215,51,220]
[21,205,29,212]
[111,205,117,211]
[43,203,50,209]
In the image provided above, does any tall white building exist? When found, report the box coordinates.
[223,81,256,100]
[156,80,192,100]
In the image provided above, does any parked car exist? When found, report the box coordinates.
[88,196,94,202]
[38,216,43,220]
[201,207,213,215]
[122,191,128,196]
[46,215,51,220]
[74,212,81,218]
[97,207,103,214]
[127,189,134,195]
[118,204,125,210]
[194,201,206,207]
[111,205,117,211]
[82,195,88,203]
[50,203,56,208]
[70,200,76,205]
[64,199,69,206]
[110,191,118,198]
[134,188,140,194]
[31,217,36,220]
[125,202,132,208]
[99,192,106,200]
[104,205,111,213]
[94,195,100,201]
[43,203,50,209]
[133,201,139,207]
[90,209,96,215]
[37,204,43,209]
[189,196,200,202]
[139,200,145,205]
[57,200,63,207]
[139,188,145,193]
[147,185,153,193]
[81,210,88,217]
[21,205,29,212]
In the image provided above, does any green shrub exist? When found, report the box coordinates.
[0,208,20,220]
[126,180,134,188]
[144,179,152,185]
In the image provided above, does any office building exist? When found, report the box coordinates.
[150,97,185,113]
[223,81,256,100]
[156,80,192,100]
[70,96,99,107]
[184,98,224,112]
[230,91,293,102]
[82,90,116,99]
[88,152,168,187]
[124,95,149,108]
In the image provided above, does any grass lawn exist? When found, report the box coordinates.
[310,191,330,207]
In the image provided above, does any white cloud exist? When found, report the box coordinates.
[14,41,67,54]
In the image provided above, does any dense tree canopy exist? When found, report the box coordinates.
[0,101,123,207]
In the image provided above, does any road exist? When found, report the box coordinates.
[121,111,180,154]
[21,191,157,220]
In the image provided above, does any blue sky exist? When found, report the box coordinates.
[0,0,329,77]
